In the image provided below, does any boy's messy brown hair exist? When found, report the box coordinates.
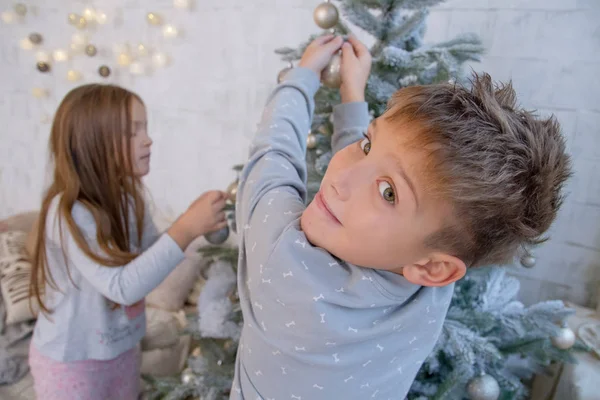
[385,73,571,267]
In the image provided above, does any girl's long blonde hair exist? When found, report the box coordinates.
[30,84,146,315]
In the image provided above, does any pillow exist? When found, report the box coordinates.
[146,237,209,311]
[141,307,182,351]
[0,231,39,324]
[140,334,191,377]
[0,212,38,235]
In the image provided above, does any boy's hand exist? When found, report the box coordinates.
[299,35,344,76]
[340,35,372,103]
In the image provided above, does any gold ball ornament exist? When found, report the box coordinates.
[36,51,51,63]
[307,133,318,149]
[82,8,96,22]
[313,1,339,30]
[85,44,97,57]
[129,62,146,75]
[52,49,69,62]
[117,53,132,67]
[19,38,33,50]
[162,24,179,38]
[551,326,576,350]
[95,11,108,25]
[1,11,16,24]
[75,16,87,29]
[32,87,49,99]
[146,12,162,26]
[180,368,195,384]
[68,13,79,25]
[36,61,50,73]
[14,3,27,17]
[136,43,149,57]
[98,65,111,78]
[152,52,169,68]
[28,33,43,45]
[67,70,82,82]
[173,0,192,9]
[227,180,239,203]
[321,51,342,88]
[71,32,89,49]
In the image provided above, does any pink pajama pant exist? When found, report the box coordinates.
[29,343,140,400]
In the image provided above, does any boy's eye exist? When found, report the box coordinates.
[378,181,395,203]
[360,137,371,155]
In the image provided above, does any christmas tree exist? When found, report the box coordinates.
[143,1,584,399]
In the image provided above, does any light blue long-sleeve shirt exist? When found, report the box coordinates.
[32,196,184,362]
[231,67,454,400]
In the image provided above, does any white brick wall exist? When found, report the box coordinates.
[1,0,598,306]
[425,0,600,307]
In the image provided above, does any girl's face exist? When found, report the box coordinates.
[129,99,152,177]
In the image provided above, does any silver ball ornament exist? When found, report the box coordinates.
[313,1,339,29]
[520,254,536,268]
[551,326,576,350]
[307,133,318,149]
[467,374,500,400]
[181,368,195,384]
[321,51,342,88]
[205,226,229,245]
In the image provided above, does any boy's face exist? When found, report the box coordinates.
[301,116,449,271]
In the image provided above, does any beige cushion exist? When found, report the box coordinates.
[0,231,39,324]
[141,334,191,377]
[0,212,38,234]
[146,237,209,311]
[141,307,190,377]
[141,307,183,351]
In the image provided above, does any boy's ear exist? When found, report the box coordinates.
[402,253,466,287]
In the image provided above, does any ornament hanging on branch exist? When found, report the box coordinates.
[277,62,293,83]
[226,179,239,203]
[307,132,318,149]
[467,373,500,400]
[321,51,342,88]
[205,226,229,245]
[551,325,576,350]
[313,0,339,30]
[520,253,536,268]
[180,368,195,384]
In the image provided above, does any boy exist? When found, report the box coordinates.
[231,35,570,399]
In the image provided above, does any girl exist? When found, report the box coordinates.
[28,84,227,400]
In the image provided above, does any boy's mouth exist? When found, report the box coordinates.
[315,191,341,225]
